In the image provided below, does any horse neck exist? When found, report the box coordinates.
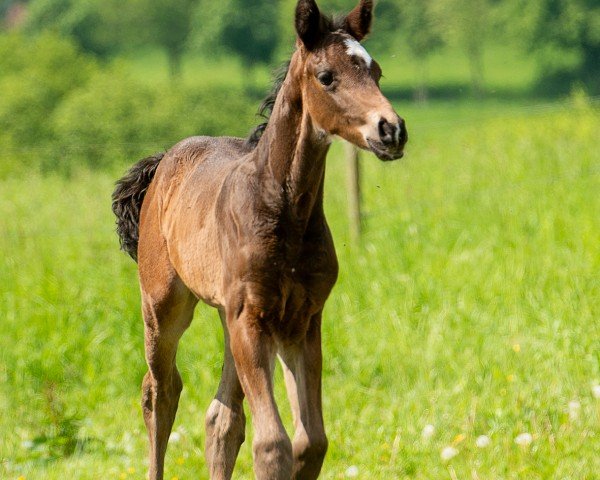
[255,52,331,226]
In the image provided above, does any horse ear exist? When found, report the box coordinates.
[344,0,373,41]
[295,0,323,50]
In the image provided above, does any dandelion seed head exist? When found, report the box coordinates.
[568,400,581,420]
[475,435,491,448]
[345,465,359,477]
[422,424,435,440]
[21,440,34,449]
[122,431,135,454]
[440,446,459,461]
[514,432,533,446]
[592,384,600,399]
[169,431,181,443]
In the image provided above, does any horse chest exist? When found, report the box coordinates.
[244,238,338,340]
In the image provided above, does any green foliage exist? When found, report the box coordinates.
[140,0,197,77]
[431,0,495,95]
[0,32,96,174]
[51,66,255,170]
[24,0,118,57]
[0,31,257,175]
[393,0,443,100]
[396,0,442,59]
[24,0,196,77]
[193,0,282,67]
[502,0,600,92]
[15,0,599,94]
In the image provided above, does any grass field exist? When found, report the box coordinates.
[1,95,599,480]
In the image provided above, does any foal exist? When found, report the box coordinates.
[112,1,406,478]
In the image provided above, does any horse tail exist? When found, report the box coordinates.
[111,153,164,262]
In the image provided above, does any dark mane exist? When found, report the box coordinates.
[247,61,291,148]
[246,15,346,148]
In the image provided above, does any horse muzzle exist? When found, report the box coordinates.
[366,117,407,161]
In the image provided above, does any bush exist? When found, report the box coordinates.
[52,67,256,170]
[0,31,257,174]
[0,32,96,146]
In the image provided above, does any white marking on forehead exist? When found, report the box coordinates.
[344,38,372,68]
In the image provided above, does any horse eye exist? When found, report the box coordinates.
[317,71,334,86]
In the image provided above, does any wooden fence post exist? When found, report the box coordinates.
[344,142,361,243]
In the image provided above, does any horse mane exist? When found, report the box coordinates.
[246,15,347,148]
[247,61,291,148]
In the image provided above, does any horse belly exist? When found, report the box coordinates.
[163,198,226,308]
[169,230,224,307]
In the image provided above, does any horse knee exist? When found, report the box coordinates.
[253,434,293,478]
[141,372,154,413]
[205,399,246,447]
[141,369,183,414]
[171,369,183,397]
[294,433,328,465]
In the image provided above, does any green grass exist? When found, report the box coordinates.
[376,43,537,94]
[1,98,599,479]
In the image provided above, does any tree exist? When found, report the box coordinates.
[142,0,196,78]
[193,0,281,70]
[24,0,196,78]
[432,0,494,97]
[24,0,118,57]
[502,0,600,93]
[396,0,444,101]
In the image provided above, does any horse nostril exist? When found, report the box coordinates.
[398,118,408,145]
[378,119,396,146]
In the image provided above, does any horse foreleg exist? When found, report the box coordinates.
[205,310,246,480]
[228,307,293,480]
[280,312,327,480]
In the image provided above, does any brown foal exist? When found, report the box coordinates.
[112,1,407,478]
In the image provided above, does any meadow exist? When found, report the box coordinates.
[1,85,599,479]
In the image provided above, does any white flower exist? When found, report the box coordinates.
[169,431,182,443]
[592,384,600,399]
[568,400,581,420]
[21,440,34,449]
[422,424,435,440]
[514,433,533,446]
[475,435,491,448]
[121,431,135,454]
[440,446,459,461]
[345,465,359,477]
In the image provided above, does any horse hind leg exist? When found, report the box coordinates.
[204,310,246,479]
[140,271,197,480]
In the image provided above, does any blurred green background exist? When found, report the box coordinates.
[0,0,599,174]
[1,1,599,479]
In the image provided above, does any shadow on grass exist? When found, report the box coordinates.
[379,82,588,103]
[244,79,592,108]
